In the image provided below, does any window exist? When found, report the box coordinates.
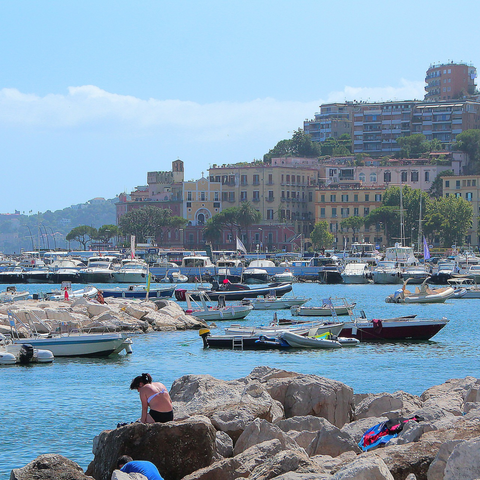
[214,192,219,201]
[354,194,358,202]
[359,173,366,182]
[281,190,285,198]
[466,192,473,201]
[332,207,337,217]
[370,173,377,182]
[309,192,313,202]
[253,174,260,185]
[253,191,260,201]
[286,175,290,183]
[240,175,247,186]
[240,191,247,201]
[228,192,235,202]
[341,194,349,202]
[365,194,370,202]
[401,171,408,182]
[445,180,450,187]
[187,191,192,201]
[473,180,477,186]
[341,207,350,217]
[411,171,419,182]
[267,191,274,201]
[330,194,336,202]
[456,180,460,187]
[200,192,206,201]
[425,172,430,182]
[267,209,274,220]
[320,207,326,218]
[354,207,359,216]
[375,194,382,202]
[364,207,370,216]
[268,174,273,184]
[455,193,461,198]
[384,171,391,183]
[222,192,228,201]
[320,194,325,202]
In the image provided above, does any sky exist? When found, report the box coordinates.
[1,0,480,214]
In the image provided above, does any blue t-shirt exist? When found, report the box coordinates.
[121,460,163,480]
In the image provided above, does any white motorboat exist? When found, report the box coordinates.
[372,261,403,284]
[79,256,117,283]
[279,330,341,349]
[244,294,310,310]
[401,265,430,284]
[447,276,480,299]
[45,285,98,301]
[0,286,30,303]
[242,267,270,284]
[112,259,149,283]
[7,311,133,357]
[159,270,189,283]
[224,321,345,338]
[0,334,54,364]
[185,292,253,321]
[385,278,454,304]
[271,269,296,283]
[291,298,356,317]
[341,262,372,284]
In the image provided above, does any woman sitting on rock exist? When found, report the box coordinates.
[130,373,174,424]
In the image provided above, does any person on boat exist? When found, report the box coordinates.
[115,455,163,480]
[130,373,174,424]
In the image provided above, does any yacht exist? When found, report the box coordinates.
[346,242,381,265]
[112,259,149,283]
[242,259,275,284]
[180,255,215,268]
[78,256,117,283]
[341,262,372,284]
[429,260,458,285]
[372,261,403,284]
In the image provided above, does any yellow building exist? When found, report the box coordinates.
[183,174,223,226]
[315,184,387,248]
[442,174,479,245]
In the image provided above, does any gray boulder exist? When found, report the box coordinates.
[215,430,233,458]
[333,455,394,479]
[244,367,354,427]
[86,416,216,480]
[355,391,422,419]
[11,454,92,480]
[444,437,480,480]
[427,440,464,480]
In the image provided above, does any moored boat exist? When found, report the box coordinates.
[100,284,176,299]
[279,330,342,349]
[385,278,454,304]
[291,298,356,317]
[0,334,54,364]
[185,292,253,321]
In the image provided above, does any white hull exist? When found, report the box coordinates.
[341,274,370,284]
[0,343,54,364]
[373,272,403,284]
[248,296,309,310]
[13,332,132,357]
[280,331,341,349]
[190,305,253,321]
[224,322,345,338]
[112,272,148,283]
[291,304,355,316]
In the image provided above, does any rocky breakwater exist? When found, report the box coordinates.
[0,297,207,336]
[10,367,480,480]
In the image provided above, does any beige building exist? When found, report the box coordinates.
[315,184,387,248]
[208,160,321,236]
[442,174,479,245]
[183,175,222,226]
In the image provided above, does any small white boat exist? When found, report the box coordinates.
[271,269,296,283]
[291,298,356,317]
[242,268,270,284]
[159,270,189,283]
[279,330,342,349]
[244,294,310,310]
[385,278,454,304]
[0,334,54,364]
[45,285,98,301]
[447,276,480,299]
[0,286,30,303]
[185,292,253,321]
[7,311,133,357]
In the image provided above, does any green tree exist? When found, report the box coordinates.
[263,129,322,163]
[310,221,334,250]
[237,202,261,249]
[340,216,364,238]
[119,206,176,243]
[95,224,119,243]
[424,196,473,247]
[455,129,480,174]
[66,225,97,250]
[364,206,399,245]
[396,134,430,158]
[203,217,223,249]
[428,170,454,198]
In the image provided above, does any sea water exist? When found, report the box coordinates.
[0,281,479,478]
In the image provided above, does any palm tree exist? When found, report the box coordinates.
[237,202,261,250]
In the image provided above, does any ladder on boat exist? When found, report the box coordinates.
[232,336,244,350]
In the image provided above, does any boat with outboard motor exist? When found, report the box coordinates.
[185,291,253,321]
[385,278,454,304]
[175,281,292,301]
[0,286,30,303]
[242,293,310,310]
[0,333,54,364]
[291,298,356,316]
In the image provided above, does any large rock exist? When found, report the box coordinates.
[333,455,394,479]
[444,437,480,480]
[170,374,284,441]
[244,367,354,427]
[10,454,92,480]
[355,391,422,419]
[427,440,464,480]
[234,418,303,456]
[86,416,216,480]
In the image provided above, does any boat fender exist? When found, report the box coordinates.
[372,319,383,334]
[199,328,210,337]
[185,309,193,314]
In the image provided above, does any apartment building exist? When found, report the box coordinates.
[442,174,480,246]
[208,160,320,236]
[304,103,353,142]
[315,184,387,248]
[425,62,477,102]
[183,175,223,226]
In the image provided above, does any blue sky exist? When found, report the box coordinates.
[1,0,479,214]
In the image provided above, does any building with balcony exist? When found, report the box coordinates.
[442,174,480,246]
[425,62,477,102]
[315,184,387,248]
[304,103,354,143]
[183,175,222,226]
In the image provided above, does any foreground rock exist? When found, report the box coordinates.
[0,297,207,335]
[11,369,480,480]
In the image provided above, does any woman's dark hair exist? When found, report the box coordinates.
[130,373,152,389]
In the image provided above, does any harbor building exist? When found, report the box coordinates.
[442,174,480,246]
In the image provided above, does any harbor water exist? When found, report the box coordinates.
[1,281,479,478]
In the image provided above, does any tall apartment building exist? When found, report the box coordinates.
[303,103,353,143]
[425,62,477,102]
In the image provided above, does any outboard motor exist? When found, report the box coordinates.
[19,344,34,364]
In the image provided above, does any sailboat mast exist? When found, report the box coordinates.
[400,188,404,247]
[418,195,422,254]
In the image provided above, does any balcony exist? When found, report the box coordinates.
[252,198,260,203]
[266,196,275,202]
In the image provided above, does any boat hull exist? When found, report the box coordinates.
[291,304,355,316]
[201,333,290,350]
[101,286,176,299]
[280,331,341,349]
[177,283,292,301]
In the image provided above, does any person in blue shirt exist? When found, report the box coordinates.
[116,455,163,480]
